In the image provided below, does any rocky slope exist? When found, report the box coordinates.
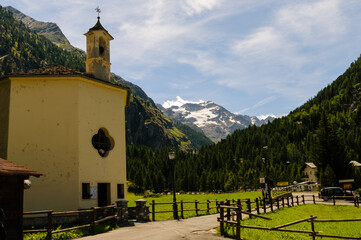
[4,6,85,58]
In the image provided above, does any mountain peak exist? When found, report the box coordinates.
[162,96,206,109]
[160,97,275,142]
[257,114,278,120]
[5,6,70,46]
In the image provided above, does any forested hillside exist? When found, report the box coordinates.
[0,6,85,75]
[127,56,361,193]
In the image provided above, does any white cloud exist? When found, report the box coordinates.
[216,0,350,103]
[276,0,346,45]
[183,0,223,16]
[236,96,277,114]
[252,96,277,108]
[232,27,284,58]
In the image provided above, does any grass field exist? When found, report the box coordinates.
[24,223,118,240]
[223,204,361,240]
[127,191,262,220]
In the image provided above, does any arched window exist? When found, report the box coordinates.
[99,37,106,58]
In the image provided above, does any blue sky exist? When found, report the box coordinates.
[3,0,361,117]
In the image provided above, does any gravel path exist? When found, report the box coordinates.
[79,214,227,240]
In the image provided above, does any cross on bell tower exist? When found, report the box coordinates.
[84,7,114,81]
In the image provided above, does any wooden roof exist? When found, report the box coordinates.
[0,158,41,177]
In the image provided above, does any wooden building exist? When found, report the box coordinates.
[302,162,318,183]
[0,158,41,240]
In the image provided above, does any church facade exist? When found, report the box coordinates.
[0,17,130,211]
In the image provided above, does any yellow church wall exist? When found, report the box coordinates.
[0,80,10,159]
[6,76,80,211]
[77,79,127,209]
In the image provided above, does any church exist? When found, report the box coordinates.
[0,16,130,211]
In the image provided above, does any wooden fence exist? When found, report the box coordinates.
[23,205,116,239]
[150,199,220,221]
[149,194,360,221]
[218,194,361,240]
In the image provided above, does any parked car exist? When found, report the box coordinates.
[318,187,352,201]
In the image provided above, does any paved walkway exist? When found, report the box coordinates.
[79,214,227,240]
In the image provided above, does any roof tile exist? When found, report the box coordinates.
[8,65,85,76]
[0,158,41,177]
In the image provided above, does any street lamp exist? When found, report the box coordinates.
[169,151,179,220]
[262,146,272,203]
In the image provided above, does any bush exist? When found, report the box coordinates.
[127,181,144,194]
[143,190,162,198]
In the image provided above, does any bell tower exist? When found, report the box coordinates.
[84,14,114,81]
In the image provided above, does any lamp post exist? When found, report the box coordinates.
[262,146,272,203]
[169,151,179,220]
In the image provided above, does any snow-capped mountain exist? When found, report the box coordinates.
[158,97,276,142]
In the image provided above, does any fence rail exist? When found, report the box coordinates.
[218,194,361,240]
[150,199,219,221]
[149,193,360,221]
[23,205,116,239]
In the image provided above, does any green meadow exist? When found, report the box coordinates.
[127,191,263,220]
[223,204,361,240]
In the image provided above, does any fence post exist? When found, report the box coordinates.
[226,200,231,221]
[270,197,273,212]
[45,211,53,240]
[111,206,116,228]
[291,196,294,206]
[296,195,299,205]
[237,199,241,205]
[239,201,243,221]
[255,198,260,214]
[220,201,224,236]
[236,204,241,240]
[263,198,266,213]
[287,196,290,207]
[116,199,129,225]
[302,195,305,205]
[310,215,316,240]
[358,197,360,207]
[91,207,96,234]
[247,199,251,218]
[282,197,285,208]
[216,199,219,213]
[195,200,199,216]
[313,195,316,204]
[181,200,184,219]
[207,200,210,214]
[333,195,336,206]
[152,200,155,221]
